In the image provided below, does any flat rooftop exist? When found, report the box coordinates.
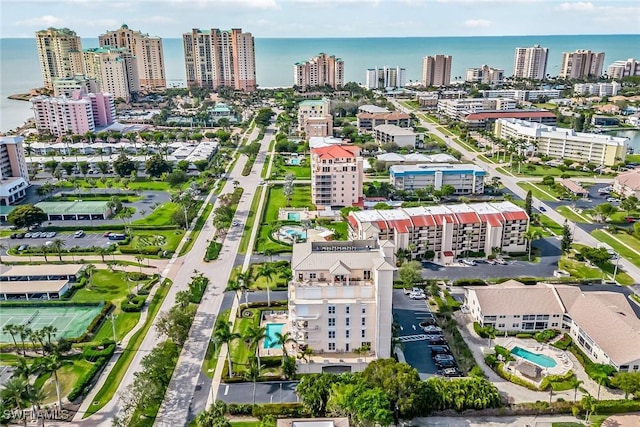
[1,264,84,278]
[0,280,69,294]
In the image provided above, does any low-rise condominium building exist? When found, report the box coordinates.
[389,163,486,195]
[356,105,411,131]
[494,118,628,167]
[437,98,517,120]
[289,240,395,373]
[466,280,640,372]
[573,82,621,97]
[298,99,333,137]
[348,202,528,264]
[373,124,420,148]
[607,58,640,79]
[465,65,504,85]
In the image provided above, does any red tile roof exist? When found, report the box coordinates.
[347,215,358,229]
[455,212,481,225]
[311,144,360,159]
[479,213,503,227]
[502,211,529,221]
[409,214,434,227]
[389,219,413,233]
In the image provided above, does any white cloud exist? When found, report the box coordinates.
[464,19,492,28]
[556,2,595,12]
[15,15,63,27]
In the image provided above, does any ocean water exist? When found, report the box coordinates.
[1,34,639,132]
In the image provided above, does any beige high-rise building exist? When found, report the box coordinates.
[294,53,344,89]
[513,45,548,80]
[311,144,363,209]
[84,47,140,102]
[99,24,166,89]
[422,55,452,87]
[560,49,605,79]
[35,28,85,90]
[183,28,256,92]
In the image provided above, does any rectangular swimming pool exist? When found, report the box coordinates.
[287,212,301,221]
[263,323,284,349]
[511,346,557,368]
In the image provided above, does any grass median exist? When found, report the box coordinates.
[592,230,640,269]
[238,186,263,255]
[178,202,214,257]
[83,278,172,418]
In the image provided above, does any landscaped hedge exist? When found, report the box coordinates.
[569,345,616,385]
[495,362,539,391]
[0,301,102,308]
[494,345,514,361]
[594,399,640,414]
[82,340,116,361]
[552,334,572,350]
[67,356,108,402]
[71,301,115,343]
[227,403,253,415]
[119,245,161,255]
[204,241,222,262]
[515,333,534,339]
[453,278,487,287]
[495,277,538,285]
[539,370,575,391]
[535,329,560,343]
[251,403,307,419]
[121,295,146,312]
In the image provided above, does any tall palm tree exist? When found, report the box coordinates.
[258,263,276,307]
[3,323,20,352]
[29,329,44,356]
[51,238,65,261]
[245,356,262,405]
[84,264,96,290]
[570,378,584,402]
[27,385,46,426]
[214,321,240,378]
[16,325,31,356]
[96,246,109,262]
[274,331,297,358]
[42,353,72,409]
[244,325,266,368]
[2,377,28,427]
[236,270,253,312]
[524,229,542,261]
[41,325,57,349]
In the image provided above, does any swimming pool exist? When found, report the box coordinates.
[288,212,301,221]
[289,158,301,165]
[285,229,306,239]
[511,346,557,368]
[263,323,284,349]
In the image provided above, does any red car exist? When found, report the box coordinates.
[103,231,112,237]
[625,217,639,223]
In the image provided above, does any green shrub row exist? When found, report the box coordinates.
[494,345,514,361]
[495,362,539,391]
[0,301,102,308]
[121,295,146,312]
[539,370,575,391]
[453,278,486,287]
[535,329,561,343]
[67,356,108,402]
[569,345,616,385]
[204,241,222,262]
[251,403,307,419]
[71,301,115,343]
[552,334,572,350]
[82,340,116,361]
[119,245,162,255]
[594,399,640,414]
[515,333,534,339]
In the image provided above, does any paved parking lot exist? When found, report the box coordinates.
[392,289,440,377]
[1,232,115,254]
[420,237,561,281]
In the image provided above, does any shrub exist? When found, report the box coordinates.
[252,403,306,418]
[121,295,146,312]
[495,363,539,390]
[551,334,572,350]
[516,333,534,339]
[594,399,640,414]
[67,356,108,401]
[227,403,253,415]
[82,340,116,361]
[535,329,560,343]
[495,345,514,361]
[127,272,149,281]
[453,278,486,287]
[204,241,222,261]
[474,322,489,338]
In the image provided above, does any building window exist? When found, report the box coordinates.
[361,330,366,338]
[328,318,336,327]
[346,318,350,326]
[328,306,335,314]
[362,306,366,314]
[361,317,366,326]
[512,323,519,328]
[328,343,336,351]
[498,323,505,328]
[346,330,350,338]
[345,306,350,314]
[551,322,558,327]
[310,273,316,279]
[328,331,335,339]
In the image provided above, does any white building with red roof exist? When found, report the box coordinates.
[311,144,364,209]
[348,201,528,263]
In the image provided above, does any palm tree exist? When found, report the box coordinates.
[96,246,109,262]
[51,238,65,261]
[27,385,46,426]
[2,377,28,427]
[0,242,6,263]
[3,323,20,352]
[41,325,57,349]
[245,356,262,405]
[236,270,253,312]
[274,331,297,358]
[297,345,314,374]
[29,329,44,356]
[244,325,267,368]
[135,256,144,273]
[570,378,584,402]
[16,325,31,356]
[84,264,96,290]
[258,263,276,307]
[42,353,72,409]
[524,229,541,262]
[214,321,240,378]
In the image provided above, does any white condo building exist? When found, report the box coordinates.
[373,124,420,148]
[437,98,517,120]
[0,136,30,206]
[494,118,628,167]
[310,144,363,209]
[465,65,504,85]
[574,82,621,97]
[348,202,529,264]
[294,53,344,89]
[513,45,548,80]
[607,58,640,79]
[480,89,562,103]
[289,240,395,373]
[389,163,486,195]
[467,280,640,372]
[298,99,333,137]
[83,47,140,102]
[365,66,406,89]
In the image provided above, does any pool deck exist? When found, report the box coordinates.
[499,337,573,378]
[259,311,290,358]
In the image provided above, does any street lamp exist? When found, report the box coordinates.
[613,253,620,282]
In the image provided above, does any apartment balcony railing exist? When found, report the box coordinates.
[292,278,374,287]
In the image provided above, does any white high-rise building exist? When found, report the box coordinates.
[422,55,452,87]
[84,47,140,102]
[607,58,640,79]
[311,144,364,209]
[513,45,549,80]
[465,65,504,85]
[289,240,395,373]
[0,136,30,206]
[365,66,406,89]
[35,28,85,90]
[560,50,605,79]
[99,24,166,89]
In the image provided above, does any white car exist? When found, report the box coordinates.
[461,259,476,266]
[495,258,507,265]
[409,292,426,300]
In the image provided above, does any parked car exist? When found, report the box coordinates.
[74,230,85,238]
[495,258,507,265]
[440,367,464,377]
[607,197,619,203]
[16,233,25,239]
[423,326,443,334]
[426,337,447,345]
[17,244,29,251]
[430,345,451,355]
[108,233,127,241]
[436,359,457,368]
[10,233,17,239]
[409,292,426,300]
[626,217,639,223]
[103,231,112,237]
[46,231,56,238]
[486,259,497,265]
[461,259,476,266]
[31,232,41,238]
[24,232,32,238]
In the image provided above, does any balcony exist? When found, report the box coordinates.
[292,278,374,287]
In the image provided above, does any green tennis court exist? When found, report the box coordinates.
[0,304,104,342]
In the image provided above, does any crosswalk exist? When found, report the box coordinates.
[398,334,428,343]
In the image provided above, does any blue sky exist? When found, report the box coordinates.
[1,0,638,38]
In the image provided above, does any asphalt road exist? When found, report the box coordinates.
[392,289,440,377]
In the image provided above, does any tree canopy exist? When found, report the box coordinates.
[7,204,47,228]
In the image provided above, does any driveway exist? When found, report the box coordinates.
[216,381,298,404]
[2,231,114,254]
[392,289,440,377]
[420,237,560,281]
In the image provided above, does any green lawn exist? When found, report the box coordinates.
[84,279,172,417]
[131,202,181,226]
[592,230,640,269]
[93,311,140,342]
[271,155,311,179]
[229,309,260,371]
[127,229,185,253]
[256,225,292,253]
[40,355,94,404]
[609,209,640,224]
[325,221,349,240]
[238,187,264,254]
[263,185,314,223]
[559,258,606,280]
[531,215,564,237]
[231,422,260,427]
[504,164,597,178]
[178,202,214,257]
[203,309,230,378]
[261,154,271,178]
[517,182,560,201]
[73,269,143,305]
[58,177,185,192]
[626,154,640,163]
[556,206,592,223]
